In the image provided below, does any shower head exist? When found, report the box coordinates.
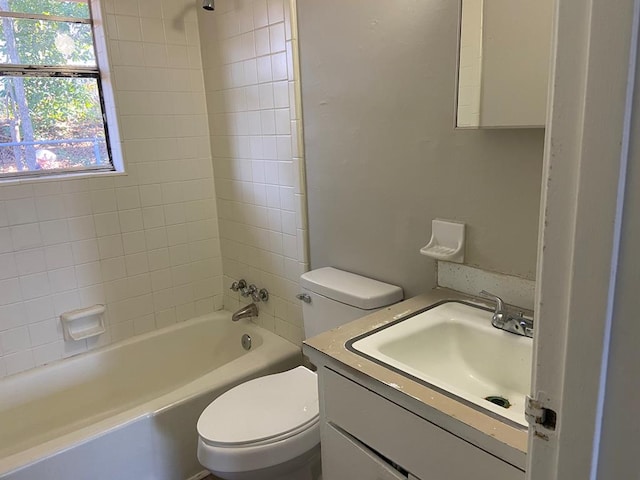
[202,0,214,10]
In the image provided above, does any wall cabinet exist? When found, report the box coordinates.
[456,0,554,128]
[320,368,524,480]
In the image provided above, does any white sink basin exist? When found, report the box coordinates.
[348,301,533,427]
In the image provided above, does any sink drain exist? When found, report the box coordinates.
[485,396,511,409]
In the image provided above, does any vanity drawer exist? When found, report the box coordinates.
[322,368,524,480]
[323,423,407,480]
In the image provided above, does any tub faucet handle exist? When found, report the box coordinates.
[258,288,269,302]
[250,287,269,302]
[230,279,247,292]
[244,284,258,299]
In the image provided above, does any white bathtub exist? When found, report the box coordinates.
[0,312,301,480]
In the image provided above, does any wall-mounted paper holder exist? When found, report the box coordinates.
[420,219,466,263]
[61,304,106,341]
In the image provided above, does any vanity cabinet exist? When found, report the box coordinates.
[320,368,524,480]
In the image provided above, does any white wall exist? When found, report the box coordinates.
[197,0,308,345]
[0,0,223,378]
[297,0,544,298]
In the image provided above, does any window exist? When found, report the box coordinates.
[0,0,115,178]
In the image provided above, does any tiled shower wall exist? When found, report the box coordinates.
[198,0,309,345]
[0,0,223,378]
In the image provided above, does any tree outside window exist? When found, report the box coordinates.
[0,0,113,177]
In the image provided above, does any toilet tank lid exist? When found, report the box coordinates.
[300,267,403,310]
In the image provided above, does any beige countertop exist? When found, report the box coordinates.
[303,287,529,460]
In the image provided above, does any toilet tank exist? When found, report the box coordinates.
[299,267,403,339]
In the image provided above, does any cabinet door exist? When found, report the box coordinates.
[323,369,525,480]
[323,423,407,480]
[456,0,553,128]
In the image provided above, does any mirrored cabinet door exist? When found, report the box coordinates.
[456,0,554,129]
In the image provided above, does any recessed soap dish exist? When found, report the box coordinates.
[420,219,465,263]
[61,304,106,341]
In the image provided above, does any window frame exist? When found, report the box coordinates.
[0,0,123,181]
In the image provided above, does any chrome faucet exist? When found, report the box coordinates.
[478,290,534,338]
[230,279,270,303]
[231,303,259,322]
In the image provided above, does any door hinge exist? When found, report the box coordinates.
[525,395,557,435]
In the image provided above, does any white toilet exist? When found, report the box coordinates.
[196,267,403,480]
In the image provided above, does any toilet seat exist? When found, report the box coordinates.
[197,418,320,475]
[198,366,318,447]
[197,366,320,474]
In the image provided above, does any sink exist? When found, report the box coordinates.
[347,301,533,427]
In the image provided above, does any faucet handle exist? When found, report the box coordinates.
[245,284,258,299]
[517,316,535,337]
[478,290,505,313]
[230,279,247,292]
[478,290,507,327]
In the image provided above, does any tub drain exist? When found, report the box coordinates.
[485,396,511,409]
[241,334,252,350]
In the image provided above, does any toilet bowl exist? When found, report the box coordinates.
[196,268,403,479]
[197,367,320,480]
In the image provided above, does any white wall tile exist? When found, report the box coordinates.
[24,296,54,323]
[76,262,103,288]
[4,350,35,375]
[32,342,62,367]
[62,192,93,218]
[98,235,125,259]
[267,0,284,24]
[271,52,287,81]
[200,0,307,344]
[6,198,38,225]
[72,239,100,264]
[90,189,118,213]
[45,244,75,270]
[0,202,8,227]
[36,195,65,222]
[119,209,144,233]
[48,267,78,293]
[68,216,96,241]
[15,249,46,276]
[142,206,165,229]
[40,219,70,246]
[101,257,127,282]
[28,319,59,347]
[122,231,147,254]
[0,228,12,254]
[0,278,22,306]
[256,55,273,83]
[95,212,122,237]
[19,273,51,300]
[11,224,42,251]
[139,184,163,206]
[0,253,17,281]
[269,23,285,53]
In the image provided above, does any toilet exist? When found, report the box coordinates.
[196,267,403,480]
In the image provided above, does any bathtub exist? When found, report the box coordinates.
[0,312,301,480]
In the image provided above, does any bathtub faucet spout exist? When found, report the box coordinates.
[232,303,259,322]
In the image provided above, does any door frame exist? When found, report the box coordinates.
[528,0,640,478]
